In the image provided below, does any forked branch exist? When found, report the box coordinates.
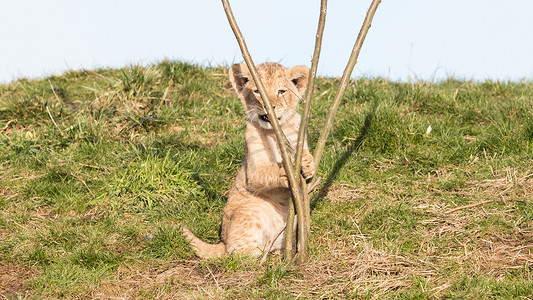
[221,0,382,263]
[221,0,308,262]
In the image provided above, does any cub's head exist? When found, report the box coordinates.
[229,62,309,129]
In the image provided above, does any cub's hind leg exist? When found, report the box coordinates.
[222,214,268,257]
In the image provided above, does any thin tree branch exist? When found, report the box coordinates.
[296,0,328,239]
[300,176,310,234]
[295,0,327,175]
[221,0,307,261]
[312,0,382,174]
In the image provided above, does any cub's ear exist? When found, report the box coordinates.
[287,65,309,95]
[229,64,251,93]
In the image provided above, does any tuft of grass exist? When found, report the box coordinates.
[143,225,195,260]
[0,62,532,298]
[108,152,203,211]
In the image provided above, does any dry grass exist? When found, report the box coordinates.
[84,173,531,299]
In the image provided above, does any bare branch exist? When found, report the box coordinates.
[312,0,382,174]
[293,0,328,239]
[295,0,327,174]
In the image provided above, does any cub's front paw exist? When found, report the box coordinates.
[301,154,315,181]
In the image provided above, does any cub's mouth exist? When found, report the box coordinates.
[259,114,281,123]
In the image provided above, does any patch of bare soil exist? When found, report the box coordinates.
[0,264,32,298]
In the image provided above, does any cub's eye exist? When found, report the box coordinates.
[278,90,287,95]
[253,90,260,94]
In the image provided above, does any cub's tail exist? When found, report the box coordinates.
[181,226,225,258]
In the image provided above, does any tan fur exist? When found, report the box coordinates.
[182,63,315,258]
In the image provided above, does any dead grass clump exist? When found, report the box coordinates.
[324,183,366,203]
[464,169,532,198]
[472,231,533,276]
[300,243,435,298]
[422,216,468,238]
[420,212,532,278]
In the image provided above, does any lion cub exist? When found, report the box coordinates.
[182,63,315,258]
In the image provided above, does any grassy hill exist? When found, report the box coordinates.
[0,61,532,299]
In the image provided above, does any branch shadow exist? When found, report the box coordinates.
[311,105,376,210]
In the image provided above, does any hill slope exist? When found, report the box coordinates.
[0,61,532,298]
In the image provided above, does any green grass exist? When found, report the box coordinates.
[0,61,532,299]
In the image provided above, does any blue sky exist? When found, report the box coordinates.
[1,0,532,83]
